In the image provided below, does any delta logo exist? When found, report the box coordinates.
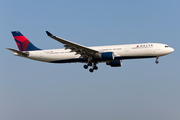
[137,44,153,48]
[132,44,153,49]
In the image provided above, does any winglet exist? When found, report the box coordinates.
[46,31,53,36]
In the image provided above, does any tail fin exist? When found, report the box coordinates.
[12,31,41,51]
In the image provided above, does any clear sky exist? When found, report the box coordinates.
[1,0,180,120]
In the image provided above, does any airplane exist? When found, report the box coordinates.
[7,31,174,73]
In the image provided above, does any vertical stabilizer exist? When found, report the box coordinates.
[12,31,41,51]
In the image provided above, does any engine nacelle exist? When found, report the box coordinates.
[106,60,122,67]
[100,52,114,60]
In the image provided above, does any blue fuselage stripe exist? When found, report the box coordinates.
[49,56,157,63]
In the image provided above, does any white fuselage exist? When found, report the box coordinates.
[16,43,174,63]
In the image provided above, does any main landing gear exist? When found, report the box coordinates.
[155,57,159,64]
[83,62,98,73]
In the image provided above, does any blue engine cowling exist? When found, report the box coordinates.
[106,60,122,67]
[100,52,114,60]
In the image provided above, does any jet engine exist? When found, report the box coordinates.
[98,52,114,60]
[106,60,122,67]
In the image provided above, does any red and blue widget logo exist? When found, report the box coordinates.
[12,31,40,51]
[14,35,30,51]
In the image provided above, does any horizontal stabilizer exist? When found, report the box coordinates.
[6,48,29,57]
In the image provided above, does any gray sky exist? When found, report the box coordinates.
[1,0,180,120]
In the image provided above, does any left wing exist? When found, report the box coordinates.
[46,31,99,59]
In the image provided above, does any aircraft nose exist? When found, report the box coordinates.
[170,47,174,53]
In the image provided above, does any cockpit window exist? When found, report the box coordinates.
[165,46,169,48]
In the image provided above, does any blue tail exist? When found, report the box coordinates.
[12,31,41,51]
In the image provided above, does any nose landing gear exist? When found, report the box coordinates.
[155,57,159,64]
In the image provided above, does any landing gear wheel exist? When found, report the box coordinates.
[155,61,159,64]
[93,66,98,70]
[89,68,94,73]
[84,65,88,69]
[88,62,92,66]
